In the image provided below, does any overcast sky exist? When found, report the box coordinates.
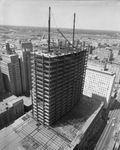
[0,0,120,31]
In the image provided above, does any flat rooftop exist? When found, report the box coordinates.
[0,93,16,114]
[87,66,115,76]
[1,53,17,57]
[0,96,104,150]
[0,93,23,114]
[22,96,32,107]
[33,46,87,58]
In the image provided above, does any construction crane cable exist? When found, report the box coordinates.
[57,29,72,46]
[51,10,58,29]
[43,12,48,33]
[76,18,81,37]
[59,16,73,29]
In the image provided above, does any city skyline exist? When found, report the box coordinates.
[0,0,120,31]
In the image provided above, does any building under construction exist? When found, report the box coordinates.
[31,47,88,126]
[31,8,88,126]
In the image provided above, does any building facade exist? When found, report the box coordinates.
[83,67,115,108]
[31,48,88,125]
[16,50,31,94]
[0,54,22,96]
[87,59,106,71]
[0,94,24,129]
[21,42,33,52]
[0,68,5,94]
[87,59,120,84]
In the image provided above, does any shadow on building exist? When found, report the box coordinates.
[110,100,120,111]
[49,94,107,150]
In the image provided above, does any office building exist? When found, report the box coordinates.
[87,59,120,83]
[0,53,22,96]
[31,46,88,125]
[21,41,33,52]
[87,59,106,71]
[16,50,31,94]
[83,66,115,108]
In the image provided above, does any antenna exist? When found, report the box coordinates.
[73,13,76,48]
[48,7,51,52]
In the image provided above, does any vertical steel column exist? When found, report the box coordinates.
[73,13,76,48]
[48,7,51,52]
[42,55,45,125]
[30,53,34,116]
[34,53,38,122]
[49,56,50,123]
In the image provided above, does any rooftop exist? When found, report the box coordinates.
[87,66,115,76]
[0,96,104,150]
[22,96,32,107]
[0,95,16,114]
[0,93,22,114]
[33,46,88,58]
[1,53,17,57]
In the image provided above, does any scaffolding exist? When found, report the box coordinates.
[31,46,88,126]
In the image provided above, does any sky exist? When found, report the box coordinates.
[0,0,120,31]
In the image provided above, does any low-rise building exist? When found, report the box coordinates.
[92,48,113,61]
[0,93,24,129]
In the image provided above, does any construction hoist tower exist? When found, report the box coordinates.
[31,7,88,125]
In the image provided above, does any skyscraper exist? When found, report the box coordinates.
[16,50,31,94]
[0,53,22,96]
[31,46,88,125]
[21,41,33,52]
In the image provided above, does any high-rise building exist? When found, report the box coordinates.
[0,54,22,96]
[0,68,5,94]
[16,50,31,94]
[83,66,115,108]
[21,42,33,52]
[5,42,13,54]
[31,46,88,125]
